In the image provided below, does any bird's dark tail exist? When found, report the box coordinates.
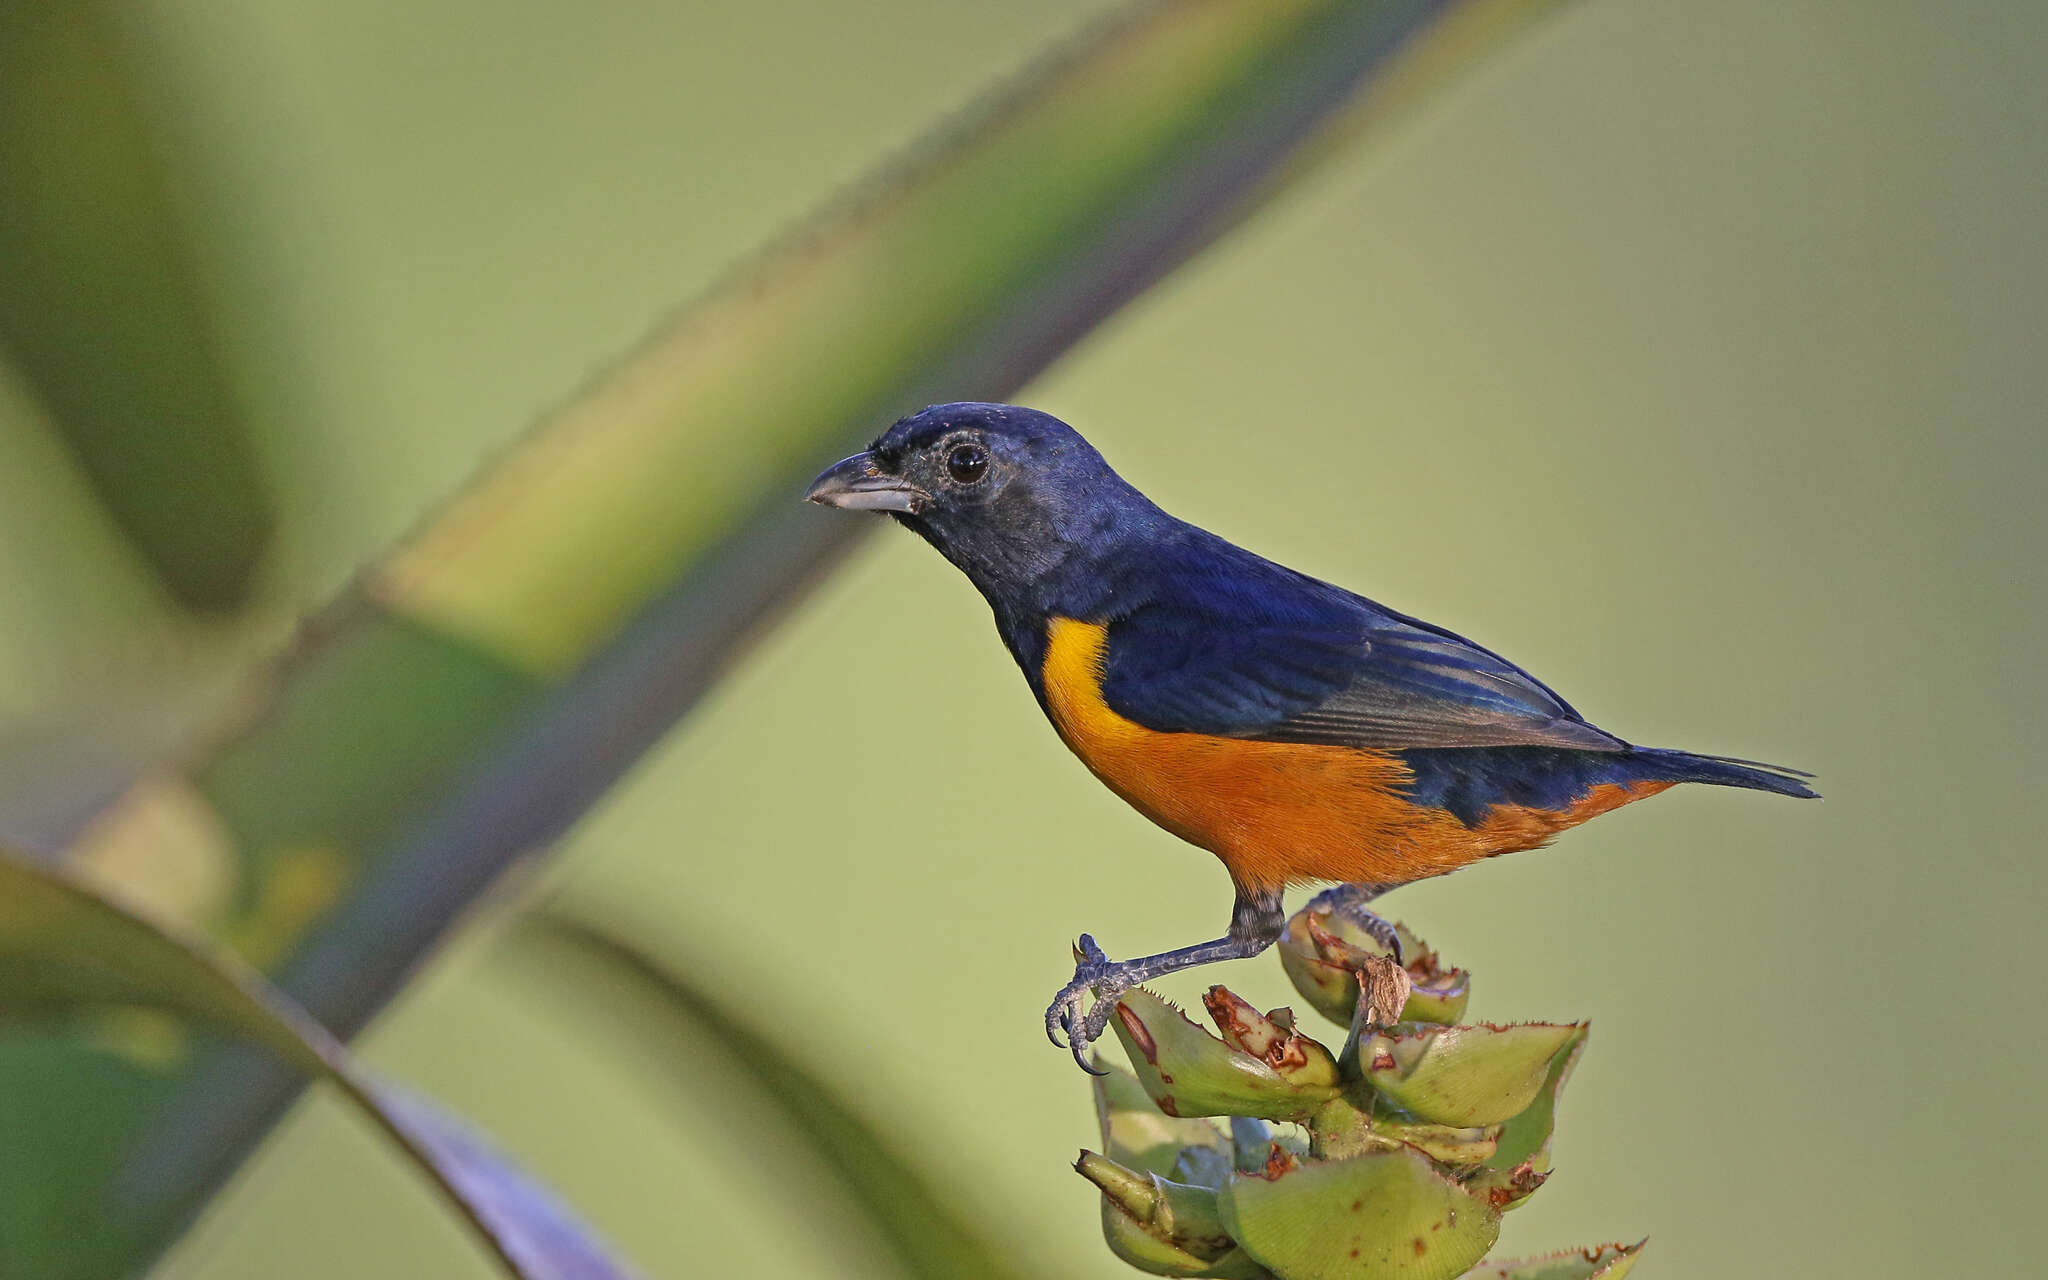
[1630,748,1819,799]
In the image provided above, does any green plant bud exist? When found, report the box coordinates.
[1202,987,1342,1090]
[1111,988,1341,1123]
[1277,908,1471,1028]
[1075,1150,1268,1277]
[1466,1241,1645,1279]
[1362,1022,1585,1128]
[1218,1145,1500,1280]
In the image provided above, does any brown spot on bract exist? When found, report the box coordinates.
[1202,987,1248,1033]
[1349,1248,1360,1259]
[1351,1199,1363,1211]
[1115,1003,1158,1064]
[1271,1032,1312,1072]
[1260,1143,1297,1180]
[1157,1095,1180,1117]
[1484,1161,1548,1208]
[1306,912,1374,967]
[1413,1238,1428,1256]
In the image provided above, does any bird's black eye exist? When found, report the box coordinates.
[946,441,989,485]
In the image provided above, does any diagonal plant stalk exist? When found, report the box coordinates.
[0,1,1575,1275]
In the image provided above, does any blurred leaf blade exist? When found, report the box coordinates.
[6,0,1578,1271]
[0,1,272,611]
[0,848,638,1280]
[515,913,1021,1280]
[367,1081,644,1280]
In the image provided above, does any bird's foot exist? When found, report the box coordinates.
[1352,912,1405,966]
[1310,884,1406,966]
[1045,933,1137,1074]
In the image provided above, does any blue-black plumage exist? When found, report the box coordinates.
[806,402,1815,1067]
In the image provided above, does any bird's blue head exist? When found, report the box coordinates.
[805,402,1155,607]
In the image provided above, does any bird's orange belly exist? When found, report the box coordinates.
[1039,618,1664,893]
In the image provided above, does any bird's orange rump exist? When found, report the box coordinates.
[1041,618,1670,894]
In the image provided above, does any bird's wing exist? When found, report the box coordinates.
[1097,600,1625,752]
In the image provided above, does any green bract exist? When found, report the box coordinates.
[1361,1023,1585,1128]
[1091,1061,1267,1278]
[1077,904,1641,1279]
[1219,1146,1499,1280]
[1077,1152,1258,1278]
[1110,987,1342,1123]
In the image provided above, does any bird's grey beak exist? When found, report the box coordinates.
[804,451,929,514]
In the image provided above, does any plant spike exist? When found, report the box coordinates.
[1077,901,1641,1279]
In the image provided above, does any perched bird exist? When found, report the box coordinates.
[806,403,1814,1070]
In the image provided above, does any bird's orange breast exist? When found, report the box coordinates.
[1039,618,1665,893]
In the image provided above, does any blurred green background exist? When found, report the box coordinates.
[4,0,2042,1276]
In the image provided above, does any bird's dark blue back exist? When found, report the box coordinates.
[848,401,1812,807]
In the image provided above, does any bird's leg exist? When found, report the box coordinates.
[1307,882,1404,963]
[1047,886,1284,1072]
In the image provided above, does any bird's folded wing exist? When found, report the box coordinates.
[1097,604,1625,752]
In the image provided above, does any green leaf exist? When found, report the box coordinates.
[0,1,271,610]
[1362,1023,1585,1128]
[1467,1241,1646,1279]
[512,914,1023,1280]
[0,849,635,1280]
[1218,1146,1500,1280]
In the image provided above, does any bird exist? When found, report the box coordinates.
[805,403,1815,1070]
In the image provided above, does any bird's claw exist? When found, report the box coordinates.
[1310,884,1409,962]
[1315,889,1406,966]
[1046,933,1130,1073]
[1358,914,1405,966]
